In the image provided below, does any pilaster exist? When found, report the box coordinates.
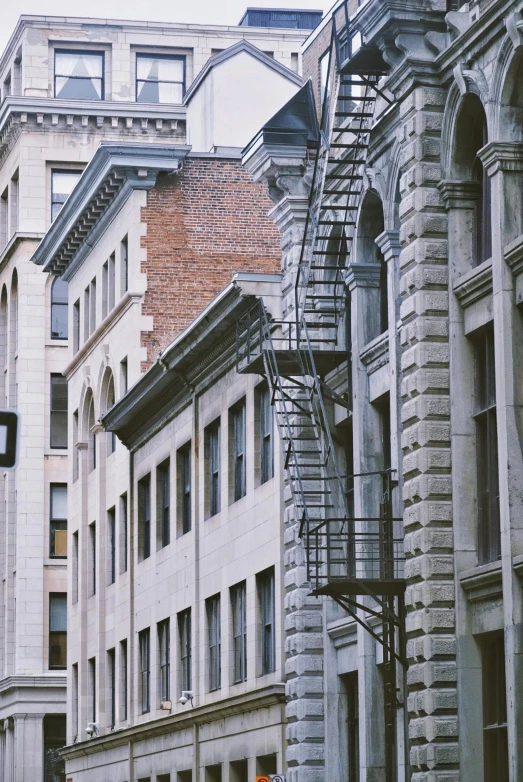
[398,85,458,780]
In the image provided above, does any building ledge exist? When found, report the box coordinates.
[459,559,502,603]
[360,330,389,370]
[0,674,66,695]
[0,231,44,274]
[453,257,493,308]
[62,683,285,759]
[504,233,523,277]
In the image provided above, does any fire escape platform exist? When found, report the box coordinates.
[238,348,347,377]
[311,578,406,599]
[338,44,389,76]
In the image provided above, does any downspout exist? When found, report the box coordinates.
[192,389,200,778]
[128,448,135,782]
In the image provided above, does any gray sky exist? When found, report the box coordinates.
[1,0,326,52]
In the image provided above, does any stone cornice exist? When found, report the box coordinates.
[30,142,191,278]
[0,232,44,275]
[453,257,493,308]
[438,180,481,210]
[504,233,523,278]
[479,142,523,176]
[375,229,400,259]
[346,262,381,290]
[61,683,285,759]
[242,137,312,203]
[269,195,309,235]
[459,560,503,603]
[0,674,66,695]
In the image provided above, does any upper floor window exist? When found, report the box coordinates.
[231,400,246,502]
[50,484,67,558]
[50,374,68,449]
[54,50,104,100]
[136,54,185,104]
[50,277,68,340]
[51,170,82,222]
[49,593,67,669]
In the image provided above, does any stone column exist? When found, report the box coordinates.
[15,713,43,781]
[480,142,523,782]
[243,141,324,782]
[398,85,458,781]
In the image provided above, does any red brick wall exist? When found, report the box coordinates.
[140,157,281,369]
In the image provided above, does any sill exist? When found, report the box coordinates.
[459,559,502,603]
[49,556,67,561]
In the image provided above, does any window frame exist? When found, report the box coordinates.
[49,483,67,559]
[48,592,67,670]
[138,474,151,561]
[158,618,170,703]
[258,384,274,485]
[50,275,69,340]
[107,648,116,728]
[206,420,221,518]
[54,49,105,101]
[482,633,508,782]
[50,169,82,224]
[50,374,68,449]
[119,639,128,722]
[232,401,246,502]
[157,459,170,549]
[139,628,151,714]
[135,52,186,104]
[207,594,221,692]
[231,582,247,684]
[257,568,275,676]
[178,608,191,693]
[108,506,116,585]
[178,444,191,536]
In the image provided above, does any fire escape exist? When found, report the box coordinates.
[236,3,406,779]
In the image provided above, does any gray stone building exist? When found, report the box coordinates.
[234,0,523,781]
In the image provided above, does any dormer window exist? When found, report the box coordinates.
[136,54,185,104]
[54,50,104,100]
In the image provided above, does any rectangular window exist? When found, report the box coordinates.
[206,420,221,518]
[231,582,247,683]
[138,475,151,561]
[54,50,104,100]
[83,285,90,343]
[139,628,150,713]
[50,483,67,558]
[51,170,82,222]
[10,171,18,235]
[72,663,79,739]
[345,673,359,782]
[50,374,68,449]
[207,595,221,691]
[73,409,79,482]
[73,299,80,353]
[102,260,108,320]
[50,277,68,340]
[0,188,8,250]
[482,634,508,782]
[258,384,273,484]
[108,506,116,585]
[120,493,128,574]
[474,326,500,564]
[257,568,275,675]
[157,459,170,549]
[72,531,79,604]
[49,593,67,669]
[136,54,185,104]
[177,444,191,536]
[231,401,246,502]
[107,648,116,728]
[108,252,116,311]
[88,522,96,597]
[120,236,128,295]
[158,618,170,703]
[89,277,96,336]
[120,357,128,395]
[178,608,191,692]
[119,639,128,722]
[88,657,96,722]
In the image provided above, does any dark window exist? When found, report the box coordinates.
[120,357,128,395]
[50,374,68,448]
[72,531,78,604]
[474,327,500,564]
[49,593,67,669]
[178,609,191,692]
[139,628,150,713]
[49,483,67,558]
[106,376,116,455]
[206,421,220,518]
[158,618,170,703]
[54,50,104,100]
[257,568,275,675]
[136,54,185,104]
[50,277,68,340]
[472,113,491,266]
[108,507,116,585]
[73,299,80,353]
[178,444,191,535]
[88,522,96,597]
[120,236,128,295]
[120,493,128,574]
[207,595,221,691]
[87,395,96,472]
[107,648,116,728]
[108,253,116,311]
[43,714,66,782]
[232,401,246,501]
[119,639,128,721]
[157,459,170,548]
[231,582,247,683]
[88,657,96,722]
[482,634,508,782]
[51,170,82,222]
[345,673,359,782]
[138,475,151,560]
[259,385,273,484]
[379,249,388,334]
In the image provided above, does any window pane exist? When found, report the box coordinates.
[55,51,103,78]
[49,632,67,668]
[51,522,67,557]
[55,75,102,100]
[51,172,81,219]
[51,485,67,519]
[50,594,67,631]
[51,376,68,411]
[51,303,68,339]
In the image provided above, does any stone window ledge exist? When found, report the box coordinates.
[360,331,389,371]
[459,559,502,603]
[327,615,357,649]
[505,234,523,307]
[453,257,493,308]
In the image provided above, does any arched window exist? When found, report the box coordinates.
[357,191,387,341]
[51,277,68,340]
[105,374,116,455]
[0,286,7,408]
[87,394,96,473]
[9,270,17,407]
[453,94,491,266]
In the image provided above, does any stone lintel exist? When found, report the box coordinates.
[346,262,381,291]
[437,179,481,210]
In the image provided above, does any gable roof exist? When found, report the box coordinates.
[183,39,302,104]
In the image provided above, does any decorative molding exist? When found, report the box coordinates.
[504,233,523,277]
[438,179,481,210]
[452,62,489,99]
[479,141,523,176]
[0,231,44,275]
[453,258,493,308]
[346,262,381,290]
[360,331,389,370]
[459,560,503,603]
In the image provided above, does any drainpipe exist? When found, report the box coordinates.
[192,391,200,779]
[128,448,135,782]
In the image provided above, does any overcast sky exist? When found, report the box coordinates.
[1,0,326,52]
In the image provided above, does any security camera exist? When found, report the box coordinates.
[178,690,193,706]
[86,722,99,737]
